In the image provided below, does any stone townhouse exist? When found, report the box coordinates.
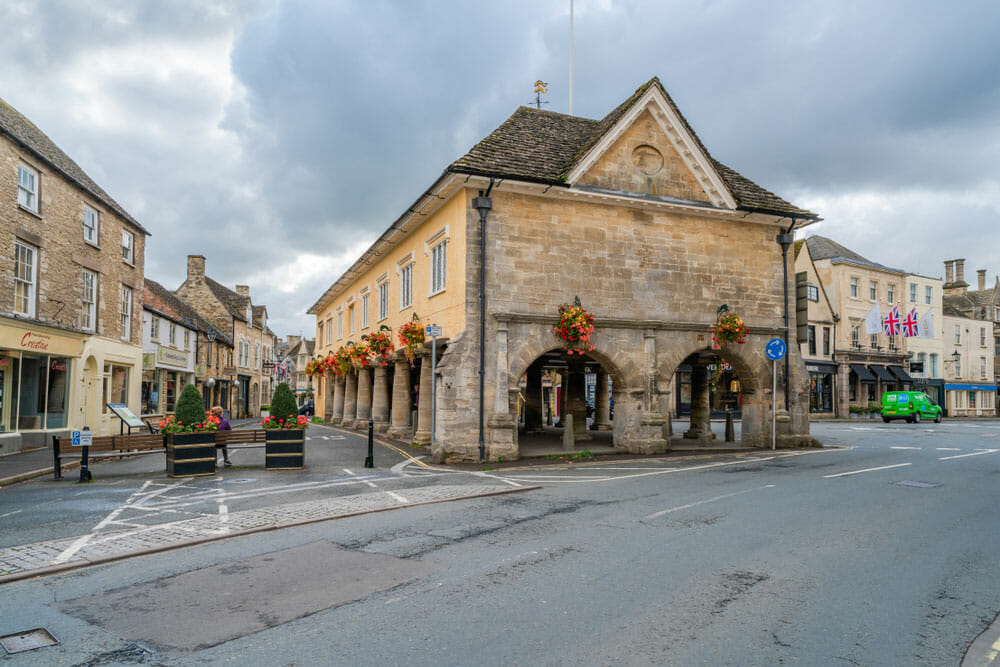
[142,279,231,417]
[793,240,838,415]
[902,271,944,405]
[0,97,149,450]
[280,336,315,400]
[309,77,820,462]
[175,255,274,418]
[941,259,998,415]
[803,236,916,415]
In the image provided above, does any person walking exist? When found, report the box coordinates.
[213,405,232,466]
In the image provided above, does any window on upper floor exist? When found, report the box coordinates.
[929,353,939,377]
[17,163,39,213]
[870,333,879,350]
[317,321,324,347]
[378,281,389,321]
[955,325,961,344]
[183,329,190,351]
[909,283,917,302]
[255,343,260,369]
[83,205,99,245]
[806,284,818,302]
[850,277,859,298]
[349,304,355,335]
[122,230,134,264]
[981,357,987,379]
[14,240,38,317]
[361,292,370,329]
[326,317,332,345]
[81,270,97,331]
[168,322,177,346]
[150,316,159,341]
[120,285,132,340]
[888,334,898,351]
[430,239,447,295]
[400,263,413,310]
[887,284,895,304]
[337,311,343,339]
[851,325,860,349]
[869,280,878,301]
[807,325,816,356]
[822,327,830,356]
[925,286,932,305]
[981,327,987,347]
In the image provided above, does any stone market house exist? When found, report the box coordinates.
[309,77,820,462]
[0,97,148,450]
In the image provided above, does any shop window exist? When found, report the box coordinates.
[969,391,976,408]
[141,369,160,415]
[164,372,178,412]
[102,363,130,413]
[0,353,17,432]
[46,358,70,428]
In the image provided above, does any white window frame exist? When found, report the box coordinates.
[430,239,447,295]
[255,343,260,369]
[349,304,355,335]
[981,327,987,347]
[909,283,917,302]
[14,240,38,317]
[82,270,97,331]
[17,163,38,213]
[377,278,389,322]
[120,285,133,340]
[925,286,932,305]
[122,230,135,264]
[168,322,177,346]
[326,317,333,345]
[84,205,99,245]
[887,284,895,304]
[850,277,859,299]
[337,310,343,340]
[806,284,818,302]
[955,325,961,344]
[869,280,877,301]
[150,316,160,341]
[183,329,190,351]
[361,291,370,329]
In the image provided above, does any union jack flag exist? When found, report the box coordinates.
[883,305,901,336]
[901,308,919,337]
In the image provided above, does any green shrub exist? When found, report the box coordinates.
[270,383,298,423]
[311,416,323,424]
[175,384,205,427]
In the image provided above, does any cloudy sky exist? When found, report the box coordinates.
[3,0,999,337]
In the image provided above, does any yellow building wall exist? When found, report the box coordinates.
[313,190,468,417]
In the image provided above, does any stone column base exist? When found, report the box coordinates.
[328,417,342,426]
[374,421,390,435]
[630,414,668,454]
[413,430,431,445]
[387,425,412,441]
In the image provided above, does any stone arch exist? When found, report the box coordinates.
[82,355,100,430]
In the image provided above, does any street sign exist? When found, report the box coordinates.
[425,325,442,337]
[70,429,93,447]
[765,338,786,361]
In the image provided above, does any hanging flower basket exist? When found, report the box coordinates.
[304,358,323,378]
[552,301,595,355]
[349,341,373,370]
[365,330,394,367]
[332,347,353,376]
[713,311,748,346]
[398,320,425,365]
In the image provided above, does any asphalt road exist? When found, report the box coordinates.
[2,420,1000,665]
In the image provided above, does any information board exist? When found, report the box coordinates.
[106,403,146,429]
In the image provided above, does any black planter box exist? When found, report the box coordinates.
[167,431,217,477]
[265,429,305,470]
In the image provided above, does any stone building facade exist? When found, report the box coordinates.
[793,241,838,415]
[941,259,998,415]
[0,97,149,449]
[310,78,820,462]
[175,255,276,418]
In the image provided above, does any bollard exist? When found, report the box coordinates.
[725,410,735,442]
[365,418,374,468]
[562,413,575,451]
[78,445,93,483]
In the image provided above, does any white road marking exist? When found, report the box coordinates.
[939,449,999,460]
[471,471,523,487]
[824,463,912,478]
[645,485,776,519]
[0,509,23,519]
[891,446,921,450]
[936,448,961,451]
[385,491,409,503]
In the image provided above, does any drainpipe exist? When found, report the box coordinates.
[776,220,796,411]
[473,178,495,462]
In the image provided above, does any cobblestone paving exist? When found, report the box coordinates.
[0,483,524,581]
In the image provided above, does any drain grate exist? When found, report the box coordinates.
[0,628,59,654]
[896,480,941,488]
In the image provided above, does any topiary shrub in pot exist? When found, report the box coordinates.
[270,383,299,424]
[165,383,218,477]
[263,382,305,470]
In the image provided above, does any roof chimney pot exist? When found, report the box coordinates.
[187,255,205,280]
[978,269,986,291]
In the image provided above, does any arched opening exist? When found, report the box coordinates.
[661,345,760,447]
[513,348,624,457]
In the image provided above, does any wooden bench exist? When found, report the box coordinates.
[52,433,166,480]
[214,429,267,450]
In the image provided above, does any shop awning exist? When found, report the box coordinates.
[849,363,876,383]
[888,365,914,383]
[868,364,897,383]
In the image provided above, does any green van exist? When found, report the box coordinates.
[880,391,943,423]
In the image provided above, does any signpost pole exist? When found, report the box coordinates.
[78,426,93,483]
[425,324,442,451]
[772,360,777,451]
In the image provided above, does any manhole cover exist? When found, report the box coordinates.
[0,628,58,654]
[896,480,940,488]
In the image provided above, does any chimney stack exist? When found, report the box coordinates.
[978,269,986,291]
[956,259,966,285]
[945,260,954,284]
[235,285,250,298]
[187,255,206,280]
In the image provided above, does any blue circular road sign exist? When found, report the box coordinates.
[765,338,786,361]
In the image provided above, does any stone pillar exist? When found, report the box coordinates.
[595,370,611,430]
[332,374,345,425]
[388,358,411,440]
[523,364,544,433]
[372,365,390,433]
[684,362,714,442]
[566,361,591,442]
[414,356,433,445]
[343,371,357,428]
[324,373,335,423]
[356,367,372,425]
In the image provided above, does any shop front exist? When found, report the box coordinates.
[945,383,998,418]
[0,319,84,452]
[805,361,837,415]
[140,344,195,420]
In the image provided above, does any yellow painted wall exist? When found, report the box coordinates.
[313,190,468,415]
